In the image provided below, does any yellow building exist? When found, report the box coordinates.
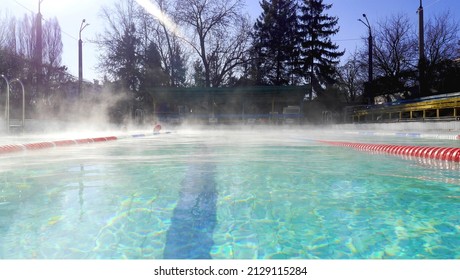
[348,92,460,123]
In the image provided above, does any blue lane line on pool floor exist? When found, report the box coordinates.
[131,134,147,138]
[163,151,218,259]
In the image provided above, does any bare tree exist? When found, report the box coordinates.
[153,0,187,87]
[338,49,366,103]
[425,12,459,64]
[458,40,460,57]
[5,16,18,54]
[207,16,252,87]
[17,13,36,61]
[43,17,63,69]
[424,11,460,93]
[0,11,11,49]
[137,0,188,87]
[370,14,418,95]
[373,14,417,78]
[0,12,20,74]
[2,12,62,72]
[40,16,66,102]
[174,0,250,87]
[97,0,141,88]
[98,0,189,90]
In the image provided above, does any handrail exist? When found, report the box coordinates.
[1,74,10,132]
[1,75,26,133]
[10,78,25,132]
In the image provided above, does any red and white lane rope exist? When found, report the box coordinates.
[0,124,166,155]
[319,140,460,162]
[0,130,169,155]
[0,136,120,154]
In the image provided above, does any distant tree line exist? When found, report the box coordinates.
[0,11,71,117]
[97,0,460,106]
[96,0,344,100]
[340,12,460,104]
[1,0,460,121]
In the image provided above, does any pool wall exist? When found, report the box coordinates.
[332,121,460,132]
[343,131,460,140]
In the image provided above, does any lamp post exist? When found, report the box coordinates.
[358,14,373,85]
[417,0,425,96]
[78,19,89,97]
[36,0,44,98]
[38,0,44,13]
[358,14,374,104]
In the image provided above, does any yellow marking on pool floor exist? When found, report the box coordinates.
[16,183,31,190]
[345,239,358,254]
[48,215,64,225]
[384,244,401,257]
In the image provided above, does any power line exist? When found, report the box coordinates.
[12,0,34,14]
[426,0,442,8]
[333,38,362,42]
[57,26,78,41]
[11,0,78,41]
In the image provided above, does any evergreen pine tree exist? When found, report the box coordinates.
[298,0,344,100]
[252,0,299,85]
[111,24,141,92]
[141,42,169,90]
[170,44,187,87]
[192,59,206,87]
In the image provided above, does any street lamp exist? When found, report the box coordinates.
[358,14,373,84]
[78,19,89,97]
[417,0,425,96]
[36,0,44,97]
[38,0,44,13]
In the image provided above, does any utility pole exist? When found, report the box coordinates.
[418,0,426,97]
[359,14,373,84]
[36,0,44,99]
[359,14,373,104]
[78,19,89,97]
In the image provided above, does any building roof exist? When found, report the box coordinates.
[149,85,309,96]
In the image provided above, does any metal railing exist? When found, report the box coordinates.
[1,75,26,133]
[348,92,460,123]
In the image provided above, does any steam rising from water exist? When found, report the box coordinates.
[28,89,133,133]
[0,88,150,137]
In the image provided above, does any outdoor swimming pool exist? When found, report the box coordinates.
[0,128,458,259]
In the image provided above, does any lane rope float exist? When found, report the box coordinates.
[319,140,460,162]
[0,133,162,155]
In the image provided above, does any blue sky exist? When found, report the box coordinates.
[330,0,460,58]
[1,0,459,81]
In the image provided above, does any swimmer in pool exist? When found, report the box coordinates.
[153,123,162,134]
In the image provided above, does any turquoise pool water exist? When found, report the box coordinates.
[0,129,459,259]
